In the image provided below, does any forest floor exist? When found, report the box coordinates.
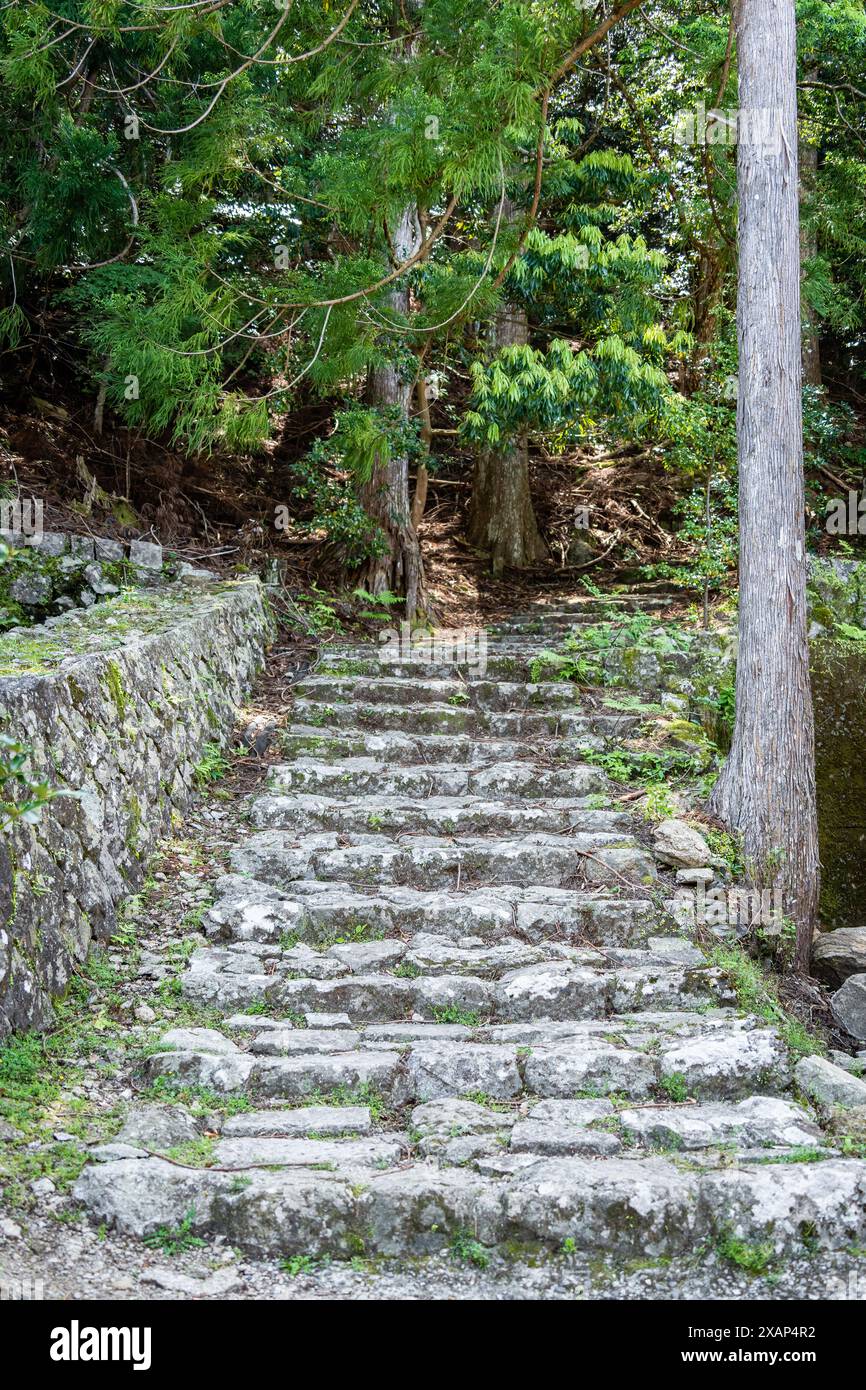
[0,384,697,631]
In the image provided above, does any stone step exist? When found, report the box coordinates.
[249,793,632,838]
[198,934,707,984]
[521,594,678,615]
[487,606,675,633]
[99,1091,826,1171]
[75,1148,866,1262]
[317,638,662,680]
[142,1014,785,1105]
[614,1095,824,1153]
[178,948,730,1021]
[294,675,589,711]
[204,874,662,947]
[229,828,656,892]
[414,1092,824,1161]
[267,758,608,799]
[213,1135,406,1168]
[215,1010,744,1049]
[290,699,617,738]
[490,615,612,635]
[485,607,673,636]
[75,1150,865,1262]
[280,727,614,767]
[221,1105,373,1138]
[317,649,572,681]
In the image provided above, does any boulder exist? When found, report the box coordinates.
[9,573,53,607]
[128,539,162,569]
[652,819,712,870]
[812,929,866,988]
[115,1103,200,1151]
[675,867,715,887]
[794,1053,866,1108]
[825,1103,866,1141]
[831,974,866,1042]
[157,1026,239,1055]
[566,537,595,566]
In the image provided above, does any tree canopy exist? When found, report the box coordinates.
[2,1,865,593]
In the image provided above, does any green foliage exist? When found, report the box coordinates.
[584,743,711,786]
[529,648,594,686]
[281,1254,330,1278]
[644,478,738,601]
[289,588,341,638]
[352,588,403,622]
[193,743,230,788]
[1,0,865,603]
[449,1229,491,1268]
[703,827,745,879]
[143,1208,206,1257]
[463,335,671,452]
[716,1234,777,1277]
[432,1005,482,1027]
[658,1072,689,1102]
[286,409,421,564]
[327,921,384,946]
[641,783,677,824]
[708,942,824,1060]
[0,733,56,833]
[164,1138,217,1169]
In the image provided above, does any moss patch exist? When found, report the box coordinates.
[811,636,866,928]
[104,659,128,721]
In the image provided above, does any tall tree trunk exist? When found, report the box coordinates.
[709,0,819,969]
[359,203,425,619]
[467,302,547,576]
[798,132,822,387]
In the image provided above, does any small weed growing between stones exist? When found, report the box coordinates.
[142,1076,253,1117]
[393,961,422,979]
[716,1233,777,1276]
[752,1147,828,1165]
[449,1229,490,1268]
[658,1072,690,1102]
[281,1254,331,1277]
[432,1005,481,1027]
[165,1137,217,1168]
[143,1207,206,1257]
[460,1091,513,1113]
[708,943,825,1059]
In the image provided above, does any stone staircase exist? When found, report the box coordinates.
[73,594,866,1267]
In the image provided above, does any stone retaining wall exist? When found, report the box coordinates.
[0,524,209,629]
[0,578,275,1035]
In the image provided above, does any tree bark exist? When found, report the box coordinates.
[359,203,425,618]
[798,133,822,387]
[709,0,819,969]
[467,302,547,576]
[410,371,432,530]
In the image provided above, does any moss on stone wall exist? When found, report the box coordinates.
[811,636,866,928]
[104,660,128,721]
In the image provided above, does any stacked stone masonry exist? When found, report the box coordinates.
[0,579,274,1034]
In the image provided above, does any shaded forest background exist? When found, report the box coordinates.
[1,0,866,621]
